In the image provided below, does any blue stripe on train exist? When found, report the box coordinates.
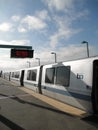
[42,86,91,101]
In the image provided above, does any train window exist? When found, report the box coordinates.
[31,70,37,81]
[56,66,70,87]
[14,71,20,78]
[27,69,37,81]
[45,68,55,84]
[27,70,31,80]
[12,72,14,77]
[11,71,20,78]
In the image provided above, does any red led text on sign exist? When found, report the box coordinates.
[10,49,34,58]
[16,51,29,57]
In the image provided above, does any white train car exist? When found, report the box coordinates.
[41,57,98,113]
[3,72,10,80]
[10,70,21,86]
[4,56,98,114]
[23,66,40,92]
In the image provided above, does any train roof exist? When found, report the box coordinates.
[62,55,98,62]
[42,55,98,66]
[4,55,98,72]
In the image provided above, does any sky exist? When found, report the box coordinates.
[0,0,98,71]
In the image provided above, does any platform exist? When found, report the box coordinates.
[0,78,98,130]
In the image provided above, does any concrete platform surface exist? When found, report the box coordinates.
[0,78,98,130]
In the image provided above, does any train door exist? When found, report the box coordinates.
[38,66,43,94]
[92,60,98,114]
[20,70,25,86]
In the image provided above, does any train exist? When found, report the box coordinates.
[3,56,98,114]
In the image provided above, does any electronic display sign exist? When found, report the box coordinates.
[10,49,34,58]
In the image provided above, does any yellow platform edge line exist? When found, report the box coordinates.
[19,87,90,118]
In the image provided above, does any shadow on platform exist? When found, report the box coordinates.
[0,115,25,130]
[12,95,74,117]
[82,115,98,128]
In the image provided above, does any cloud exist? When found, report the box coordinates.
[43,0,75,11]
[50,27,81,48]
[42,0,89,48]
[43,0,85,12]
[57,45,85,61]
[11,40,30,45]
[0,22,12,32]
[47,8,89,48]
[36,10,51,21]
[0,59,28,71]
[11,15,20,22]
[0,39,30,45]
[49,12,85,48]
[34,44,97,64]
[18,27,27,33]
[19,15,47,32]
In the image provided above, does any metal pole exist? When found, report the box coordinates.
[36,58,40,66]
[27,61,31,67]
[86,42,89,57]
[51,52,57,63]
[81,41,89,57]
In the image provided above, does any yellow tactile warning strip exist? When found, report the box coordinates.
[19,87,90,118]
